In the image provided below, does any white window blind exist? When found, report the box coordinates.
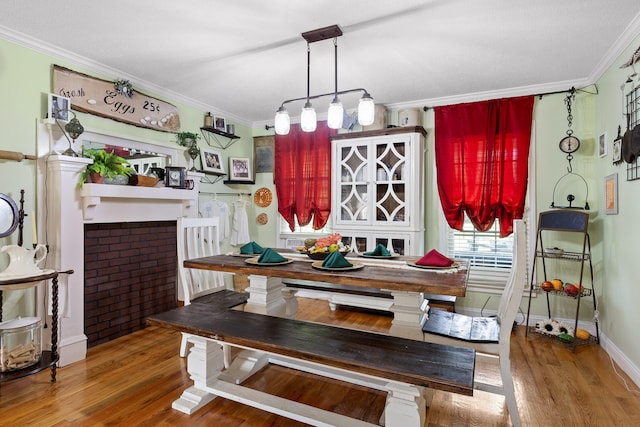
[447,217,514,293]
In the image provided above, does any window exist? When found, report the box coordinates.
[278,215,332,249]
[446,216,514,293]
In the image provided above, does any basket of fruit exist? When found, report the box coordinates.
[297,233,351,260]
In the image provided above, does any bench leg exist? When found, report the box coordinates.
[281,288,299,318]
[382,383,427,427]
[218,349,270,385]
[172,337,224,414]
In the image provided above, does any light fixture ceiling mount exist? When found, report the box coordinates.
[274,24,375,135]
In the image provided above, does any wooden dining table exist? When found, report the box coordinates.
[184,253,469,340]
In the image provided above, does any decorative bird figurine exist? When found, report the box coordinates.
[620,45,640,69]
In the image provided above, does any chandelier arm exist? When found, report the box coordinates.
[306,43,311,102]
[279,88,370,108]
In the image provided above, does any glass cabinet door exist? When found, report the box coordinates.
[374,140,408,226]
[338,143,370,223]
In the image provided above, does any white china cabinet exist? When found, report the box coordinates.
[330,126,426,255]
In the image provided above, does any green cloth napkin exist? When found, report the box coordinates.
[240,241,264,254]
[257,248,287,263]
[364,243,391,256]
[321,251,353,268]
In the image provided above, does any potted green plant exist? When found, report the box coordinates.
[79,148,132,187]
[176,131,200,147]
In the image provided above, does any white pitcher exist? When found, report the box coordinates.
[0,244,47,276]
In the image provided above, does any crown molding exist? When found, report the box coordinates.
[588,11,640,83]
[0,25,251,128]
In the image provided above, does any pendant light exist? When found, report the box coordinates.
[300,44,317,132]
[273,25,374,135]
[327,38,344,129]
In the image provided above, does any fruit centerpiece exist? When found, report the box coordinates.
[297,233,351,260]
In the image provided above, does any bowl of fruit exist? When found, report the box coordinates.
[298,234,351,260]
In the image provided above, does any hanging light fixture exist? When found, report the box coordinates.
[274,25,375,135]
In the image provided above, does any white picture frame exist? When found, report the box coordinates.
[214,116,226,132]
[48,93,70,122]
[598,131,607,157]
[200,147,225,174]
[229,157,253,181]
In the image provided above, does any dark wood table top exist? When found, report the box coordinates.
[184,254,468,297]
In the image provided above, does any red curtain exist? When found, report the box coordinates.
[434,96,534,237]
[274,122,336,232]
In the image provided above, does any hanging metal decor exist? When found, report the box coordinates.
[114,79,134,97]
[550,88,590,210]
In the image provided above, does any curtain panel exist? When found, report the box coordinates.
[434,96,534,237]
[274,122,335,232]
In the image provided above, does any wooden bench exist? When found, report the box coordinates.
[283,280,457,312]
[147,291,475,427]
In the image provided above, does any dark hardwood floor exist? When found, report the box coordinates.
[1,298,639,426]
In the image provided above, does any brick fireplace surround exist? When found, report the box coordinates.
[84,221,177,347]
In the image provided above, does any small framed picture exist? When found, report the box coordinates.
[612,137,622,164]
[48,93,70,122]
[229,157,252,181]
[214,116,226,132]
[165,166,186,188]
[598,132,607,157]
[604,173,618,214]
[200,147,225,174]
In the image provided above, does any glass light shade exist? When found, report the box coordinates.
[300,102,317,132]
[358,93,375,126]
[327,98,344,129]
[274,107,290,135]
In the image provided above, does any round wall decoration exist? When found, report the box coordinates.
[257,213,269,225]
[254,187,273,207]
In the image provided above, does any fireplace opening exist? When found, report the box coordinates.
[84,221,177,347]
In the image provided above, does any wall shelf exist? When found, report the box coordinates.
[198,170,227,184]
[223,180,255,185]
[200,127,240,150]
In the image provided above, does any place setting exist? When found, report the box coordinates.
[311,250,364,271]
[356,243,400,259]
[231,241,265,257]
[244,247,294,266]
[406,249,461,271]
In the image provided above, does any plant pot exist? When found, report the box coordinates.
[89,172,105,184]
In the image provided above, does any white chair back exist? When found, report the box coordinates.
[496,219,527,346]
[177,217,226,305]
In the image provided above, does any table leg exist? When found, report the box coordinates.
[388,291,428,341]
[244,275,287,316]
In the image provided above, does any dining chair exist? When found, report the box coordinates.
[422,219,526,427]
[177,216,227,357]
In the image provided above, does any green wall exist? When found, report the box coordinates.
[2,31,640,376]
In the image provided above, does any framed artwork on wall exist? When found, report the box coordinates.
[254,135,275,173]
[48,93,70,122]
[229,157,252,181]
[604,173,618,214]
[200,147,225,174]
[598,132,607,157]
[214,116,226,132]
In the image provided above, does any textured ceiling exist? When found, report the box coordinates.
[1,0,640,126]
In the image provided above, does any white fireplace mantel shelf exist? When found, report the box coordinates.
[80,183,198,222]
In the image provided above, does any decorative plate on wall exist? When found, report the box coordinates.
[257,213,269,225]
[254,187,273,207]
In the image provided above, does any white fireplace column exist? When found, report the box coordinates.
[45,154,92,366]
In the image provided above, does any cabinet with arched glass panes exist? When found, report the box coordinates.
[330,126,426,255]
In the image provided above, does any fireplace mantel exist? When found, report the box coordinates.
[81,183,198,222]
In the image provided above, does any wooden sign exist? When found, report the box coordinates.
[52,65,180,132]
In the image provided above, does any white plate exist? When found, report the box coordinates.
[406,261,460,270]
[245,257,293,266]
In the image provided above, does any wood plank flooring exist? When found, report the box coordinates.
[1,298,640,426]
